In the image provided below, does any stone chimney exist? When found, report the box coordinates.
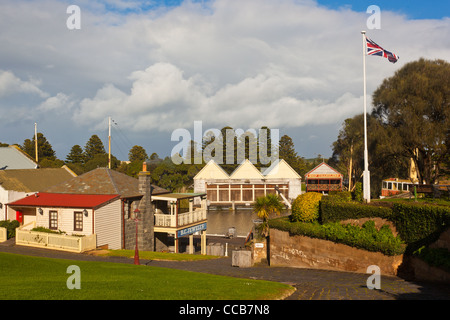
[137,161,154,251]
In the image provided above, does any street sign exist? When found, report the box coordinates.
[177,222,207,238]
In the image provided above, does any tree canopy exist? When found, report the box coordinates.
[21,133,56,162]
[84,135,106,162]
[372,58,449,184]
[331,58,449,197]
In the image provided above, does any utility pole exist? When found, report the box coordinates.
[108,117,111,169]
[34,123,38,163]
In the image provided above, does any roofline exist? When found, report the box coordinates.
[229,159,265,179]
[7,145,38,168]
[193,159,230,179]
[7,193,121,210]
[305,162,343,177]
[262,159,302,179]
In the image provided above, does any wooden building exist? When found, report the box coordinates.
[305,162,343,193]
[194,159,302,206]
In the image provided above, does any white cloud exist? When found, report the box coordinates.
[38,93,74,112]
[68,0,450,136]
[0,0,449,158]
[0,70,48,98]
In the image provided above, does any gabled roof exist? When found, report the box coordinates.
[0,167,76,193]
[0,146,38,170]
[262,159,301,179]
[229,159,265,180]
[43,167,169,198]
[8,192,119,209]
[305,162,343,178]
[193,160,229,180]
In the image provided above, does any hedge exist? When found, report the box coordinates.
[320,199,392,224]
[271,195,450,258]
[269,217,405,256]
[390,203,450,252]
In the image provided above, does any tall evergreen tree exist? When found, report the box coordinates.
[84,135,106,162]
[128,145,148,162]
[66,145,85,164]
[278,135,306,175]
[21,133,56,161]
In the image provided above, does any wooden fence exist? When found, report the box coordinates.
[0,227,6,242]
[15,222,96,253]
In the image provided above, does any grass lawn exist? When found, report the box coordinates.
[0,252,293,300]
[99,249,221,261]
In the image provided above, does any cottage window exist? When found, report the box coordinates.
[49,211,58,230]
[74,211,83,231]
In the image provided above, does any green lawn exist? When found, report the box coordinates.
[100,249,221,261]
[0,253,293,300]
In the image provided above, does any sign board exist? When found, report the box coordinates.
[254,243,264,248]
[177,222,207,238]
[307,174,342,178]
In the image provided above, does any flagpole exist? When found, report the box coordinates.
[361,31,371,203]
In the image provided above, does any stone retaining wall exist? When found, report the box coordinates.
[269,228,404,276]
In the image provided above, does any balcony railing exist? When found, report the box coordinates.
[307,184,342,191]
[154,208,207,228]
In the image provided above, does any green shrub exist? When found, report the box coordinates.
[353,182,363,202]
[0,220,20,239]
[391,203,450,252]
[291,192,323,222]
[413,246,450,272]
[269,217,405,256]
[320,200,392,224]
[327,191,352,203]
[31,227,66,234]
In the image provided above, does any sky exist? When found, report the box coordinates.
[0,0,449,163]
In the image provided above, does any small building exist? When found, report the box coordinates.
[8,165,208,254]
[305,162,343,193]
[0,167,77,221]
[0,146,38,170]
[194,159,302,206]
[8,192,121,249]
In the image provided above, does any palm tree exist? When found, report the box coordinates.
[253,194,284,238]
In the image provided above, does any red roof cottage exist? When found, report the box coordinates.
[8,193,121,249]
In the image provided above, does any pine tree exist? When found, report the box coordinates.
[21,133,56,161]
[66,145,85,164]
[128,145,148,162]
[84,135,106,162]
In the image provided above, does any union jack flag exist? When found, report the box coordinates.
[365,36,399,64]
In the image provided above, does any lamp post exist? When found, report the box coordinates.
[133,208,141,265]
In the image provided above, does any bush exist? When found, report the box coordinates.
[327,191,352,203]
[320,200,392,224]
[0,220,20,239]
[353,182,363,202]
[291,192,323,222]
[31,227,66,234]
[413,246,450,272]
[391,203,450,252]
[269,217,405,256]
